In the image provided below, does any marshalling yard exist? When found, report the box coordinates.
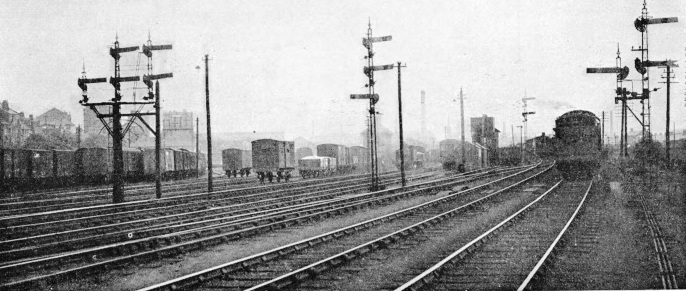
[1,1,685,290]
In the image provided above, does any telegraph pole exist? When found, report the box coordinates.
[601,111,605,146]
[396,62,406,187]
[666,65,670,167]
[517,125,523,164]
[205,54,213,192]
[196,116,200,178]
[154,81,162,198]
[511,124,514,147]
[660,64,677,168]
[459,88,466,165]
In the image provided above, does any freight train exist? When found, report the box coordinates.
[1,147,207,191]
[223,142,369,182]
[553,110,602,179]
[438,139,488,172]
[298,144,369,178]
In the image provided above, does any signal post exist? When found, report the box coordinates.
[78,35,172,203]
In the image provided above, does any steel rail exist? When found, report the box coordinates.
[517,181,594,290]
[243,164,554,291]
[394,178,565,291]
[0,168,494,290]
[135,163,543,291]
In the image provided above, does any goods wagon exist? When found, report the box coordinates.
[395,144,426,170]
[348,145,368,171]
[53,150,76,181]
[75,148,144,183]
[173,149,199,178]
[2,149,78,190]
[222,148,252,177]
[298,156,336,178]
[553,110,602,180]
[317,144,351,172]
[296,147,313,161]
[252,139,295,182]
[142,148,175,179]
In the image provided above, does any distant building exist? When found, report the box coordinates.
[359,124,395,171]
[35,108,75,133]
[83,106,109,138]
[470,114,500,164]
[163,110,195,149]
[0,100,35,147]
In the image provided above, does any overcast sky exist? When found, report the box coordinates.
[1,0,684,145]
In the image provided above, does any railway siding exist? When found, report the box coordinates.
[0,168,503,290]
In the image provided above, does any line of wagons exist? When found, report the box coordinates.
[1,147,207,191]
[222,139,370,182]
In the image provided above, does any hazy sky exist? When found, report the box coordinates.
[1,0,684,145]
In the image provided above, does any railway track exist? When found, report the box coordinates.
[0,171,440,258]
[0,169,430,227]
[628,181,679,289]
[0,167,514,290]
[0,175,248,203]
[0,171,388,216]
[129,162,546,291]
[394,180,593,291]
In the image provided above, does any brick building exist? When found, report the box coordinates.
[0,100,35,147]
[35,108,75,133]
[471,114,500,164]
[163,110,195,149]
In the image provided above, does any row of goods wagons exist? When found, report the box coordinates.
[1,147,205,184]
[222,142,369,177]
[314,144,368,169]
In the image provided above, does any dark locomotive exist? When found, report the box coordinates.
[553,110,603,180]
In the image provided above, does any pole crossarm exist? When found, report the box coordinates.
[99,112,156,118]
[81,101,155,106]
